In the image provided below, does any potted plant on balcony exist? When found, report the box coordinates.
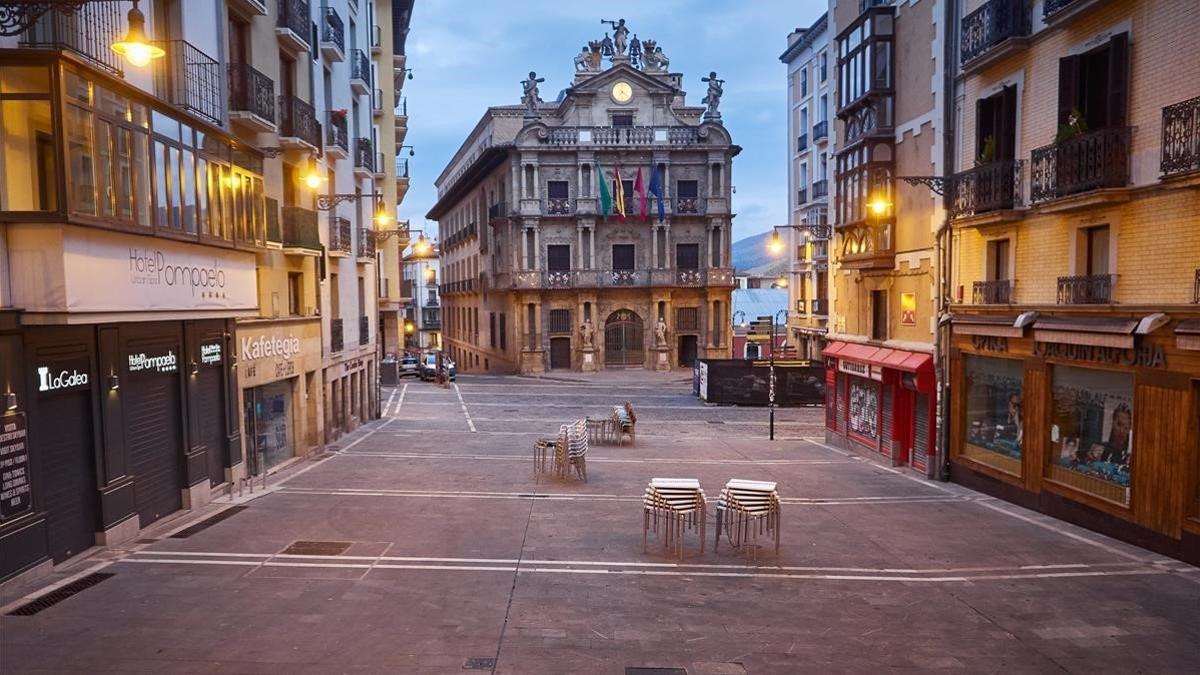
[1054,108,1088,144]
[331,108,348,124]
[976,135,996,166]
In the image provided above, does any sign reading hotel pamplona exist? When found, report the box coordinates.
[62,229,256,312]
[0,413,31,520]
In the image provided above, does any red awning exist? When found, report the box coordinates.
[822,341,933,374]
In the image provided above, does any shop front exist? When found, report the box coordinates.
[822,341,936,475]
[237,319,322,476]
[950,311,1200,565]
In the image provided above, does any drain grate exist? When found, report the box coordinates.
[706,420,725,424]
[626,669,687,675]
[169,505,248,539]
[7,572,116,616]
[463,657,496,670]
[280,540,353,556]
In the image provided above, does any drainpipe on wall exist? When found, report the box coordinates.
[935,0,960,481]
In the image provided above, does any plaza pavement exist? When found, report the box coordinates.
[1,373,1198,674]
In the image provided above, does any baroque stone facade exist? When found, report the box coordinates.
[428,27,738,373]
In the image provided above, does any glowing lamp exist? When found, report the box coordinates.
[111,1,165,67]
[767,229,785,255]
[776,275,789,288]
[868,196,891,217]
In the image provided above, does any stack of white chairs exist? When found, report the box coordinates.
[534,419,588,481]
[565,419,588,482]
[715,479,781,560]
[642,478,706,559]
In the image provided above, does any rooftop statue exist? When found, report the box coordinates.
[521,71,545,116]
[601,18,630,56]
[629,33,642,68]
[641,39,669,72]
[702,71,724,119]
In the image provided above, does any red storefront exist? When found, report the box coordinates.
[823,341,936,475]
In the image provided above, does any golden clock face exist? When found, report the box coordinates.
[611,81,633,103]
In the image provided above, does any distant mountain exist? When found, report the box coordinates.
[731,231,776,273]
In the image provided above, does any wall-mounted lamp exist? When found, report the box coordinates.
[111,0,165,67]
[4,391,17,411]
[108,371,120,391]
[399,145,416,157]
[190,360,199,376]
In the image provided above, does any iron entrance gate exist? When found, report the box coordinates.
[604,310,644,367]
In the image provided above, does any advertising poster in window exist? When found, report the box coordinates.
[964,356,1023,460]
[1050,365,1133,498]
[848,378,879,440]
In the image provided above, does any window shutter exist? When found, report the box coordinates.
[975,97,992,162]
[997,85,1018,162]
[1057,55,1081,127]
[1106,33,1130,128]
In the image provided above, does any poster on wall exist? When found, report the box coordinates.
[964,356,1023,460]
[0,413,31,520]
[698,362,709,401]
[848,378,879,439]
[1050,365,1133,491]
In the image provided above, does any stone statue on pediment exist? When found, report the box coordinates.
[702,71,724,119]
[628,34,642,68]
[601,19,629,56]
[655,317,668,347]
[642,39,669,72]
[587,40,604,70]
[580,319,595,348]
[521,71,544,116]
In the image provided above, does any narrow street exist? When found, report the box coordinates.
[2,374,1198,674]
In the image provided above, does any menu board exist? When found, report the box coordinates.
[0,413,31,520]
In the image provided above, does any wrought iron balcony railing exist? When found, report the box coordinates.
[488,202,509,221]
[277,0,310,44]
[1043,0,1081,20]
[265,198,281,243]
[354,138,374,171]
[396,158,410,178]
[797,188,808,206]
[19,2,123,75]
[1161,96,1200,178]
[327,111,348,154]
[229,62,276,123]
[279,95,321,149]
[351,49,371,84]
[812,120,828,141]
[811,179,829,199]
[501,268,737,290]
[281,206,320,251]
[1030,127,1130,203]
[330,318,344,353]
[321,6,345,54]
[676,198,700,214]
[952,160,1024,217]
[1057,274,1114,305]
[329,217,352,254]
[442,223,477,250]
[961,0,1029,65]
[153,40,223,126]
[358,228,376,259]
[797,134,809,152]
[973,279,1014,304]
[359,316,370,345]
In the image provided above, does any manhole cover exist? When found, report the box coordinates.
[280,541,353,556]
[463,657,496,670]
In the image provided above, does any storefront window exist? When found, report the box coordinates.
[246,382,294,474]
[1048,365,1133,505]
[963,356,1023,474]
[848,377,880,440]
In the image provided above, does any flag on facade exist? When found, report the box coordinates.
[597,160,612,217]
[634,167,647,220]
[646,164,665,222]
[613,164,626,220]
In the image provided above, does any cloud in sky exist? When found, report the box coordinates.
[400,0,826,240]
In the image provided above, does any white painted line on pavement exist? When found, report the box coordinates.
[381,387,398,417]
[331,450,850,465]
[453,383,476,432]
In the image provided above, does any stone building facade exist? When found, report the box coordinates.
[427,29,737,374]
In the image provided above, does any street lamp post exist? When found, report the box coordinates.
[769,308,788,441]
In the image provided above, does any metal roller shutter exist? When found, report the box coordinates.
[195,364,226,486]
[40,390,98,563]
[126,365,183,527]
[914,393,931,470]
[882,385,894,456]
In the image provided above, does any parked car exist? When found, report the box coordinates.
[419,353,456,381]
[398,355,419,378]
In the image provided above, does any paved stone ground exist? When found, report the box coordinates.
[2,373,1198,674]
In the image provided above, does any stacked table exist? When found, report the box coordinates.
[643,478,707,560]
[715,479,781,560]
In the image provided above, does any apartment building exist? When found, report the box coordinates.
[427,26,737,374]
[401,239,441,352]
[0,0,404,585]
[374,0,413,360]
[946,0,1200,564]
[779,13,834,363]
[820,0,944,476]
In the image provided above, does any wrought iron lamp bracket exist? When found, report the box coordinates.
[316,193,381,211]
[1,1,95,37]
[899,175,953,196]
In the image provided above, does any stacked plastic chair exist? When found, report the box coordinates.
[715,479,781,560]
[565,419,588,481]
[534,420,587,481]
[643,478,706,560]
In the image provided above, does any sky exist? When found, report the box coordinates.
[399,0,827,242]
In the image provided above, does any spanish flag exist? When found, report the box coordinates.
[613,164,626,221]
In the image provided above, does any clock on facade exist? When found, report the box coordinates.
[611,81,633,103]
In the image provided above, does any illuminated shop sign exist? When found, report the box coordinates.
[200,343,223,365]
[128,350,178,374]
